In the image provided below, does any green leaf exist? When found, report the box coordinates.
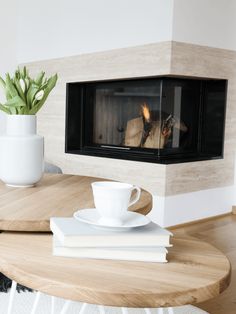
[18,107,26,114]
[0,77,6,89]
[14,70,20,80]
[19,66,27,79]
[5,95,27,107]
[5,73,18,98]
[0,103,10,114]
[39,81,49,90]
[29,74,58,114]
[14,80,26,102]
[47,74,58,90]
[9,106,17,114]
[25,78,30,90]
[26,83,39,108]
[6,90,12,101]
[34,71,45,86]
[24,66,27,78]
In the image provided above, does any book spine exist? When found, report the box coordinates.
[62,237,171,248]
[53,249,167,263]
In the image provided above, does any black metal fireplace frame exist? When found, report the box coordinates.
[65,76,227,164]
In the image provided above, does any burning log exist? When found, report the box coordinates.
[124,103,187,149]
[140,103,152,147]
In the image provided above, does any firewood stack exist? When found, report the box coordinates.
[124,103,187,149]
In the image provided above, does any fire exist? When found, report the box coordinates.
[141,103,151,122]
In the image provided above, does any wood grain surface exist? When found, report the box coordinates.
[173,214,236,314]
[0,174,152,232]
[0,232,231,308]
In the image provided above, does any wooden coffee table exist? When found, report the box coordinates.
[0,173,152,232]
[0,232,231,314]
[0,174,231,313]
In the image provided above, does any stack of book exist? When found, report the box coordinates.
[50,218,172,263]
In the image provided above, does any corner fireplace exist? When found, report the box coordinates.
[65,77,227,164]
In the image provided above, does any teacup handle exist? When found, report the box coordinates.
[128,186,141,207]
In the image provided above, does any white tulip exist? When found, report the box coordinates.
[35,90,44,101]
[19,79,26,92]
[25,78,29,89]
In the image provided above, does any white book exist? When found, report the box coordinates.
[50,217,172,248]
[53,236,168,263]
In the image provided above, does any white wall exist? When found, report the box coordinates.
[149,187,234,227]
[172,0,236,51]
[16,0,236,64]
[17,0,174,63]
[0,0,17,75]
[2,0,236,77]
[0,0,18,133]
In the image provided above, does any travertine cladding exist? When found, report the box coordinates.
[165,42,236,196]
[22,41,236,196]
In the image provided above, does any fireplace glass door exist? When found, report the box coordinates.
[89,80,162,150]
[66,77,227,164]
[84,79,200,155]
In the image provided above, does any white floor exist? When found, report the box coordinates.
[0,291,208,314]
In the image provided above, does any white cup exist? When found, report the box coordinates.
[91,181,141,226]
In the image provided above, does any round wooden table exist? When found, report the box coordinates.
[0,173,152,232]
[0,232,231,313]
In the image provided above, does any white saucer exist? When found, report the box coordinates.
[73,208,150,230]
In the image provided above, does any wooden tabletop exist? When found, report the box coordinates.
[0,174,152,232]
[0,232,231,308]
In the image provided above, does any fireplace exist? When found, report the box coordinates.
[65,77,227,164]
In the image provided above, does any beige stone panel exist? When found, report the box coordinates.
[23,42,171,196]
[21,41,236,196]
[170,41,236,79]
[25,41,172,80]
[165,156,234,196]
[166,41,236,195]
[45,142,167,196]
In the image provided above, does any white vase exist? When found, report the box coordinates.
[0,115,44,187]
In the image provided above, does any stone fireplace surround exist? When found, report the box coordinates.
[23,41,236,226]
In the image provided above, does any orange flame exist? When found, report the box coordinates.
[141,103,151,122]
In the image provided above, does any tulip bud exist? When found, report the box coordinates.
[35,90,44,101]
[25,78,29,89]
[19,78,26,92]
